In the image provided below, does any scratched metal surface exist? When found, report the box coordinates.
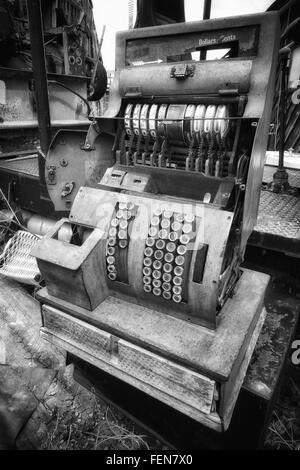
[0,156,39,177]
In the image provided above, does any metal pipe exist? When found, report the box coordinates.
[200,0,212,61]
[27,0,52,201]
[0,120,90,130]
[268,0,299,16]
[21,211,73,242]
[128,0,135,29]
[26,0,52,155]
[202,0,212,20]
[279,48,290,170]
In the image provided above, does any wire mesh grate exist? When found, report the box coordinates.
[0,231,41,286]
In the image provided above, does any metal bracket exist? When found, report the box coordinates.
[82,121,101,151]
[61,182,75,198]
[46,166,57,185]
[170,64,195,80]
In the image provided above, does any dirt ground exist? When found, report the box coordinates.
[0,277,162,450]
[265,317,300,450]
[0,275,299,450]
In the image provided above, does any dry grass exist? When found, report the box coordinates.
[42,397,151,451]
[266,373,300,450]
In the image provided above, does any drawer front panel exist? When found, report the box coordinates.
[42,305,215,415]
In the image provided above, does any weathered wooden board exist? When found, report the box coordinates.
[221,308,267,430]
[41,329,222,432]
[42,306,216,417]
[38,269,270,382]
[0,277,65,369]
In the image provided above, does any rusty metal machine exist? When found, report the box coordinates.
[0,0,106,224]
[33,12,280,432]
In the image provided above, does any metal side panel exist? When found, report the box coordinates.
[46,130,114,212]
[119,60,252,97]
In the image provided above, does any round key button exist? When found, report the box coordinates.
[163,291,172,301]
[119,239,128,249]
[106,247,115,256]
[174,214,185,223]
[174,266,184,277]
[163,273,172,283]
[166,242,176,253]
[163,210,172,219]
[153,270,162,280]
[177,245,187,256]
[111,218,119,228]
[154,250,164,261]
[164,253,174,264]
[120,220,129,231]
[162,282,172,292]
[109,227,118,238]
[118,230,127,240]
[149,227,158,238]
[169,232,179,242]
[161,219,171,230]
[144,247,154,258]
[171,222,182,232]
[153,280,162,288]
[151,217,160,227]
[143,267,152,277]
[175,256,185,266]
[153,260,162,271]
[180,235,190,245]
[156,239,166,250]
[182,224,193,235]
[159,229,168,240]
[144,258,152,267]
[153,288,162,297]
[107,237,117,247]
[163,263,173,273]
[174,276,183,286]
[146,237,155,247]
[173,286,183,296]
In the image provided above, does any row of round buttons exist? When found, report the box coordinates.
[142,209,195,303]
[106,202,136,282]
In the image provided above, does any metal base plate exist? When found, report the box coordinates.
[263,165,300,189]
[255,190,300,240]
[251,166,300,255]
